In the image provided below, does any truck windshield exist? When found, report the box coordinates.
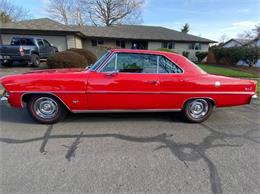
[88,51,111,71]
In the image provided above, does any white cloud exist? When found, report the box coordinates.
[232,21,257,28]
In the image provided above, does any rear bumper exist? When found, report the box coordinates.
[252,94,258,99]
[0,55,31,62]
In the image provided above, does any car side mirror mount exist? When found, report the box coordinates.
[105,70,119,77]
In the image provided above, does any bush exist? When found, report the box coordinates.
[195,51,208,62]
[182,51,190,58]
[240,46,259,67]
[211,46,260,66]
[47,51,88,69]
[68,48,97,66]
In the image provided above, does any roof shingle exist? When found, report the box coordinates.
[0,18,216,43]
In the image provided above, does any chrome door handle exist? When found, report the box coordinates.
[147,80,159,85]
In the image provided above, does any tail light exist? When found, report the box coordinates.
[19,46,24,56]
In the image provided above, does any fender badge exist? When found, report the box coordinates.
[72,100,79,104]
[215,81,221,87]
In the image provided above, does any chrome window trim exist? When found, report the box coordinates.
[97,53,117,72]
[98,51,184,75]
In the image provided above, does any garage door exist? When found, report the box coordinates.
[1,34,67,51]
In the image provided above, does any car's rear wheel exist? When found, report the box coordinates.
[27,95,67,124]
[182,99,213,123]
[1,60,13,67]
[29,54,40,67]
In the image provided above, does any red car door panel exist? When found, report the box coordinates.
[87,72,159,109]
[86,53,159,110]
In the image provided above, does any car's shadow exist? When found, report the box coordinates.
[0,105,184,124]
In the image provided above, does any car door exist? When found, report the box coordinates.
[86,52,159,110]
[157,55,184,109]
[43,39,54,57]
[36,39,46,58]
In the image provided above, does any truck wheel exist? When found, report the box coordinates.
[30,54,40,67]
[27,95,67,124]
[1,60,13,67]
[181,99,213,123]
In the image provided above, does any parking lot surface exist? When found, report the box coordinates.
[0,67,260,193]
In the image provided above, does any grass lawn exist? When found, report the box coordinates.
[197,64,260,94]
[197,64,259,78]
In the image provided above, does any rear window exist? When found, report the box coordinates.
[10,38,35,46]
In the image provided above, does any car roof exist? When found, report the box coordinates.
[111,49,182,57]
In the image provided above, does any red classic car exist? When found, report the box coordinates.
[0,49,257,124]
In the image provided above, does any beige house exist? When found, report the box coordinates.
[0,18,215,61]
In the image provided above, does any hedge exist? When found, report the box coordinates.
[68,48,97,66]
[47,51,88,69]
[211,46,259,67]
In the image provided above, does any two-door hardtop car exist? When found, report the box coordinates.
[0,49,257,124]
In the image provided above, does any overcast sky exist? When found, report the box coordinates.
[15,0,260,41]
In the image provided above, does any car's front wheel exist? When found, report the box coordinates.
[27,95,67,124]
[182,99,213,123]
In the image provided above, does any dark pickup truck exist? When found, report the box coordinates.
[0,37,58,66]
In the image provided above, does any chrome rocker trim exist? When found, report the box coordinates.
[72,108,182,113]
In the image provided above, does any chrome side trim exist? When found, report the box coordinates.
[11,91,86,94]
[20,92,72,111]
[71,108,182,113]
[13,91,255,95]
[86,91,255,95]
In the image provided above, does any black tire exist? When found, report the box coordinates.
[29,54,40,67]
[181,99,213,123]
[27,95,67,124]
[1,60,13,67]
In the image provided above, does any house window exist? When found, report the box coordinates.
[162,41,175,49]
[91,39,104,47]
[188,43,201,50]
[116,40,126,48]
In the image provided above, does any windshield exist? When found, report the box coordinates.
[88,51,111,71]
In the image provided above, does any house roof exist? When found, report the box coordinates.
[0,18,216,43]
[223,38,251,46]
[0,18,76,32]
[73,24,216,43]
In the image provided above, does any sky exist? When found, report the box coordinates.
[13,0,260,41]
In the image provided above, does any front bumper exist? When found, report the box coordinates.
[0,95,10,107]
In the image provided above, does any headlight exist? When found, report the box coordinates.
[0,83,6,96]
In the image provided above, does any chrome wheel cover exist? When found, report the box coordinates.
[33,97,58,119]
[188,99,208,119]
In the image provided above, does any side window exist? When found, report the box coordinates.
[116,53,157,73]
[101,55,116,72]
[43,40,51,47]
[158,56,183,73]
[37,39,44,47]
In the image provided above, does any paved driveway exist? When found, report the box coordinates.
[0,67,260,193]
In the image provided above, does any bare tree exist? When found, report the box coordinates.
[46,0,88,25]
[218,34,229,43]
[0,0,31,23]
[86,0,145,26]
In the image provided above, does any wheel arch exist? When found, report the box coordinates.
[21,92,71,112]
[181,97,216,110]
[31,51,39,56]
